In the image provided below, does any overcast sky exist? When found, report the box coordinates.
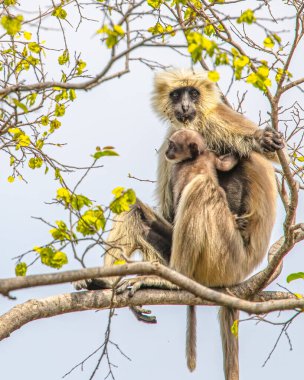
[0,1,304,380]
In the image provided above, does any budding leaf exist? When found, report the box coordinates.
[287,272,304,283]
[15,262,27,276]
[231,320,239,337]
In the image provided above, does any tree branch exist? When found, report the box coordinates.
[0,288,300,341]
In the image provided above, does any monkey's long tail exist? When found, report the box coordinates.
[219,306,239,380]
[186,305,197,372]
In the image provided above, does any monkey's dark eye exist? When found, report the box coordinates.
[170,90,180,101]
[189,89,200,99]
[168,141,175,150]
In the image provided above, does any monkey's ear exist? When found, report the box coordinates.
[189,143,199,159]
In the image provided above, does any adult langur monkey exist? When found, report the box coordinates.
[76,69,284,380]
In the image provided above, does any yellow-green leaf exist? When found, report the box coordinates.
[114,259,126,265]
[12,98,28,113]
[231,320,239,337]
[52,7,67,19]
[76,208,106,236]
[58,50,69,65]
[28,42,41,54]
[1,15,23,36]
[113,24,125,36]
[23,31,32,40]
[237,9,256,24]
[55,103,65,117]
[263,36,275,49]
[69,89,76,101]
[15,262,27,276]
[4,0,17,5]
[147,0,163,9]
[208,71,220,82]
[287,272,304,283]
[110,188,136,214]
[7,176,15,183]
[40,116,49,126]
[76,59,86,75]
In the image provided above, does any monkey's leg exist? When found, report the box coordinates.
[74,199,172,324]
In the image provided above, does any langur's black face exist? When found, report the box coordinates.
[169,86,200,124]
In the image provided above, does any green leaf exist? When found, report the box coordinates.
[76,208,106,236]
[237,9,256,24]
[35,246,68,269]
[76,59,86,75]
[1,14,23,35]
[93,149,119,159]
[110,188,136,214]
[52,7,67,19]
[26,93,37,107]
[246,65,271,92]
[40,116,49,126]
[287,272,304,283]
[55,103,65,117]
[186,32,217,62]
[204,24,215,36]
[231,320,239,337]
[28,157,43,169]
[23,31,32,40]
[15,262,27,276]
[147,0,163,8]
[114,259,126,265]
[69,89,76,101]
[49,118,61,132]
[12,98,28,113]
[28,42,41,54]
[263,36,275,49]
[71,194,92,210]
[208,71,220,82]
[113,24,125,36]
[58,50,69,65]
[50,220,71,241]
[57,187,71,205]
[296,156,304,162]
[4,0,17,5]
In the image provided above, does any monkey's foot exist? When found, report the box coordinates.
[255,127,285,153]
[117,275,178,297]
[130,306,157,324]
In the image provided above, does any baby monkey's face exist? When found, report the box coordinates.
[165,140,190,163]
[165,136,204,163]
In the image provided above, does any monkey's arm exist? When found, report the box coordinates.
[136,201,173,264]
[156,129,175,221]
[210,104,285,158]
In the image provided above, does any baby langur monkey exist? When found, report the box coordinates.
[166,129,247,234]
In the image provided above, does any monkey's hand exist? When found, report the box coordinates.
[117,275,178,297]
[234,215,248,231]
[116,276,178,324]
[254,127,285,153]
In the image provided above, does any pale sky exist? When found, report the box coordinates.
[0,2,304,380]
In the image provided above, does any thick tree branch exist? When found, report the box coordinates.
[0,289,300,341]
